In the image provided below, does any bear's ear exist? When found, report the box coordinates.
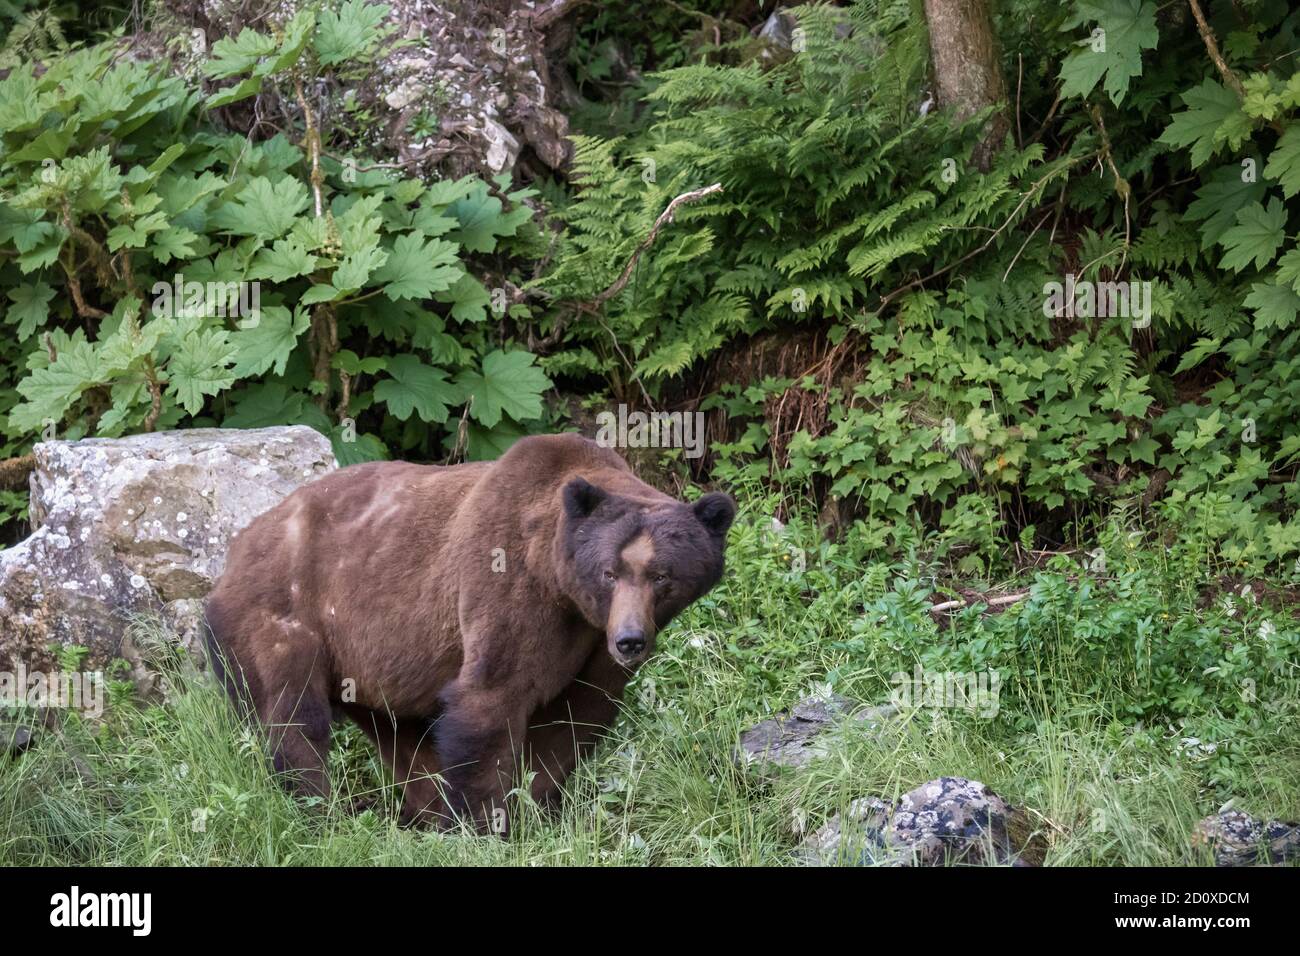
[563,477,607,520]
[692,492,736,538]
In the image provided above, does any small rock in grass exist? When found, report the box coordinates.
[737,693,899,772]
[800,776,1048,867]
[2,723,34,756]
[1192,808,1300,866]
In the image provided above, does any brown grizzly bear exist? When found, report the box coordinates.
[204,433,734,832]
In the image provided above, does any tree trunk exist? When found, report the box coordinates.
[923,0,1009,171]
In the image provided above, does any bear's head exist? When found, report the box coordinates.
[560,477,735,667]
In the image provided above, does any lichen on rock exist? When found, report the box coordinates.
[147,0,573,181]
[0,426,335,688]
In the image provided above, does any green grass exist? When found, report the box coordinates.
[3,496,1299,866]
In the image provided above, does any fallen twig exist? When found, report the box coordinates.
[928,590,1031,616]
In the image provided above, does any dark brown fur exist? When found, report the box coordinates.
[204,433,734,832]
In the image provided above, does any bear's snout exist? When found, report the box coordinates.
[613,627,647,661]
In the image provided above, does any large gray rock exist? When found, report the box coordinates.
[1192,808,1300,866]
[0,426,335,681]
[799,776,1048,867]
[737,693,899,772]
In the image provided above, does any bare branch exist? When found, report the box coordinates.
[1187,0,1245,98]
[591,182,723,307]
[294,74,324,218]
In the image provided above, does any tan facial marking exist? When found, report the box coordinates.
[608,533,656,636]
[620,533,655,576]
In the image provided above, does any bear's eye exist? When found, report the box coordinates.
[652,573,669,585]
[602,569,617,583]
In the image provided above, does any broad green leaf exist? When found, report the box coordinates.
[301,284,341,305]
[1242,73,1283,121]
[98,301,162,373]
[167,329,237,414]
[156,171,226,217]
[268,10,317,74]
[374,232,462,300]
[440,272,492,323]
[144,144,187,178]
[205,28,278,79]
[151,226,201,263]
[333,349,387,375]
[315,0,392,66]
[1129,435,1159,465]
[1218,198,1287,272]
[224,381,331,431]
[424,177,475,207]
[0,208,55,250]
[1159,78,1246,167]
[223,382,306,428]
[17,228,66,272]
[250,238,319,282]
[1059,0,1159,105]
[1173,336,1222,374]
[96,380,150,437]
[1277,248,1300,293]
[467,420,526,460]
[107,210,168,251]
[210,176,310,240]
[59,147,125,213]
[252,134,305,174]
[331,429,389,466]
[1263,124,1300,199]
[333,246,389,291]
[450,187,509,253]
[7,127,76,164]
[409,202,458,237]
[373,353,459,422]
[1185,164,1266,249]
[334,192,386,256]
[0,68,47,133]
[455,349,550,428]
[206,76,263,109]
[230,305,310,378]
[6,281,56,338]
[1244,280,1300,330]
[389,179,425,205]
[9,338,103,433]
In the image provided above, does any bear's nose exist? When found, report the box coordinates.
[615,629,646,657]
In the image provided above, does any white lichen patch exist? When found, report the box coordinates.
[3,426,338,664]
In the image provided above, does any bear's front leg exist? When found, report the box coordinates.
[526,648,633,810]
[434,677,531,835]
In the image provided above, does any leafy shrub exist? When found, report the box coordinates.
[539,0,1300,572]
[0,2,552,487]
